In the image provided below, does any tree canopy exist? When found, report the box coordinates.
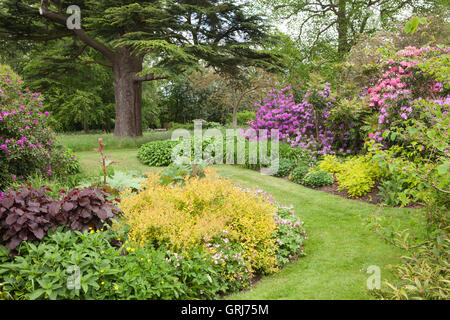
[0,0,281,136]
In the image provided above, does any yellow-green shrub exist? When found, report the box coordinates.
[319,155,343,174]
[118,168,279,274]
[335,155,382,198]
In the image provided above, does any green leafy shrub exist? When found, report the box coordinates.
[273,158,295,177]
[106,171,145,191]
[274,207,307,267]
[158,159,208,186]
[375,154,419,207]
[0,228,252,300]
[227,111,255,126]
[137,140,179,166]
[302,170,334,188]
[169,122,195,130]
[279,143,314,166]
[289,165,309,184]
[206,121,222,129]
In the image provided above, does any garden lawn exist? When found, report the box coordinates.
[76,149,413,300]
[76,149,151,176]
[58,131,174,152]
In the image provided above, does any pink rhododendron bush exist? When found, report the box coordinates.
[366,46,449,146]
[0,66,79,189]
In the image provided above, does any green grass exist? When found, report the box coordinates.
[75,148,415,300]
[75,149,152,176]
[58,131,174,152]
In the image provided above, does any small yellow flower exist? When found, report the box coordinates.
[101,250,105,254]
[161,281,164,284]
[126,247,131,252]
[101,282,104,285]
[90,230,95,234]
[147,259,151,263]
[131,248,135,252]
[100,229,104,231]
[114,286,119,290]
[140,258,144,261]
[100,270,104,273]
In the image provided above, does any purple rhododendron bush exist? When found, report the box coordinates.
[0,66,79,190]
[249,84,350,157]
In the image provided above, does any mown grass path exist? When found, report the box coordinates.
[77,149,411,300]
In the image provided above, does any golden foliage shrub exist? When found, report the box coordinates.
[335,155,383,198]
[319,155,343,174]
[118,168,279,274]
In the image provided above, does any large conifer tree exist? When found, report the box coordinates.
[0,0,278,136]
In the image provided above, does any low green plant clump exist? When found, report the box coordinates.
[137,140,179,166]
[289,165,309,184]
[273,158,295,177]
[302,170,334,188]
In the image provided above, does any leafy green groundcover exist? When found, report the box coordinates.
[0,207,305,300]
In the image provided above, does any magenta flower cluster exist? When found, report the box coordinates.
[248,85,349,156]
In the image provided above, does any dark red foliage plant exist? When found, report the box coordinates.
[0,187,54,250]
[58,187,120,232]
[0,186,120,251]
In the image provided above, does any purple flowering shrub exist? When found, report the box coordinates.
[0,66,79,189]
[249,85,351,157]
[366,46,450,146]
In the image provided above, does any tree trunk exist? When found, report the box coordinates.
[83,117,89,134]
[112,47,144,137]
[232,104,238,128]
[336,0,349,57]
